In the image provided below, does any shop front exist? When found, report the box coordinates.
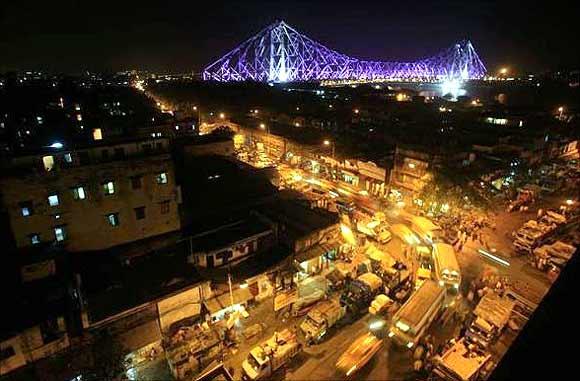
[293,243,338,283]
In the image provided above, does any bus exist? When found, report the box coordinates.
[433,243,462,292]
[388,280,445,349]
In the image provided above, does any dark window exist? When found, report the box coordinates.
[40,318,60,343]
[160,201,170,214]
[79,151,90,165]
[114,147,125,159]
[106,213,120,227]
[101,149,109,160]
[130,176,142,190]
[142,144,152,153]
[134,206,146,220]
[155,142,163,151]
[0,346,15,361]
[19,201,33,217]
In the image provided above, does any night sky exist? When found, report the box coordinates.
[1,0,577,74]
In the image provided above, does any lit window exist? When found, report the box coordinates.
[134,207,146,220]
[54,226,66,242]
[64,153,73,163]
[48,194,59,207]
[156,172,168,184]
[106,213,120,227]
[103,181,115,195]
[20,201,33,217]
[30,234,41,245]
[43,155,55,171]
[93,128,103,141]
[72,186,86,200]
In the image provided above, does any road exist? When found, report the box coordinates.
[132,150,555,381]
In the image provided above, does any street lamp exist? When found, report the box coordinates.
[558,106,564,119]
[219,113,225,120]
[323,139,335,159]
[354,108,360,114]
[259,123,269,134]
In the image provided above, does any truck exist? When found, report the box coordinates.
[432,338,493,381]
[388,280,446,349]
[340,272,383,316]
[356,220,392,243]
[241,329,302,380]
[409,216,444,244]
[465,291,515,349]
[300,299,346,344]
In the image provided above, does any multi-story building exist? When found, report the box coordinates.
[389,146,434,201]
[0,137,181,252]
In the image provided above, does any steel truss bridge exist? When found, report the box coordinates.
[203,20,486,83]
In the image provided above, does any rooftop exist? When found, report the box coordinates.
[188,216,272,254]
[254,197,339,239]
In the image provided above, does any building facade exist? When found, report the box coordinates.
[0,138,181,251]
[389,146,434,201]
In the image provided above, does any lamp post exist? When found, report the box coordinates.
[259,123,270,134]
[323,139,335,160]
[558,106,564,120]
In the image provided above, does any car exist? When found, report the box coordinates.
[336,333,383,377]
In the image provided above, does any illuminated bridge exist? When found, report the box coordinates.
[203,20,486,83]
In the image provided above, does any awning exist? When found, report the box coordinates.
[295,243,336,264]
[159,303,202,333]
[204,287,253,316]
[119,319,161,352]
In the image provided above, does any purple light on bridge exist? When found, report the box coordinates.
[203,21,487,83]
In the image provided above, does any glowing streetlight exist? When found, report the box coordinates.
[294,122,301,127]
[499,67,508,75]
[354,109,360,114]
[558,106,565,119]
[323,139,335,159]
[193,106,197,111]
[259,123,269,134]
[219,113,225,119]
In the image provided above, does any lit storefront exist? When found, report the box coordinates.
[293,243,338,282]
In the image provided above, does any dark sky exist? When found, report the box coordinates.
[0,0,577,74]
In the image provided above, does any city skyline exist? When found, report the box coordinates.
[1,0,578,74]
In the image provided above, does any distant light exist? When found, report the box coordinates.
[566,199,574,206]
[48,142,64,149]
[323,140,331,146]
[219,113,225,119]
[500,67,508,75]
[440,79,462,99]
[354,109,359,114]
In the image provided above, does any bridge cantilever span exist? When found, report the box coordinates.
[203,20,486,83]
